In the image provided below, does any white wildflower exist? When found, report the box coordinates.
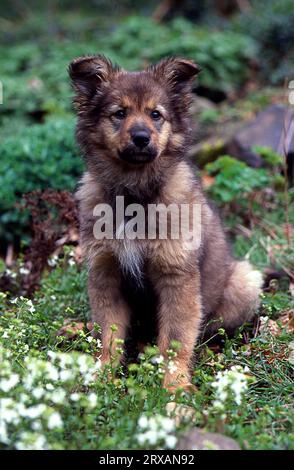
[45,363,59,381]
[32,388,44,400]
[1,398,20,425]
[47,412,63,430]
[6,269,17,279]
[47,351,57,360]
[50,388,66,404]
[0,373,19,392]
[46,384,54,391]
[77,355,89,374]
[59,369,73,382]
[26,299,35,313]
[0,421,9,444]
[139,430,158,445]
[160,417,175,433]
[138,415,149,429]
[16,432,48,450]
[153,355,164,365]
[167,360,178,375]
[31,420,42,431]
[165,434,177,449]
[211,365,250,408]
[70,393,80,402]
[137,414,177,449]
[48,255,59,267]
[19,267,30,276]
[20,404,46,419]
[87,393,97,408]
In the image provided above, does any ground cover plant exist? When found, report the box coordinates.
[1,154,293,450]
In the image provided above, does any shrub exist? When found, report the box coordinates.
[0,117,83,244]
[105,16,257,91]
[0,15,257,128]
[205,156,271,204]
[233,0,294,84]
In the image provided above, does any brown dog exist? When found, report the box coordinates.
[69,55,262,390]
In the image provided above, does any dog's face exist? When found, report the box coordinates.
[69,56,199,166]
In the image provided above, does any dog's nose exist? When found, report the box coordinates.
[131,130,150,149]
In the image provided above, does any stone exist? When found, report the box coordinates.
[226,105,294,178]
[188,137,227,167]
[176,428,241,450]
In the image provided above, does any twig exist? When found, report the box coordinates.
[256,220,278,240]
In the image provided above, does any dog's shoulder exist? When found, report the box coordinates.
[76,171,104,213]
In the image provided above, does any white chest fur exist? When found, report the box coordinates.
[115,221,146,283]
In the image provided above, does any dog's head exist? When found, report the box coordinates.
[69,55,200,166]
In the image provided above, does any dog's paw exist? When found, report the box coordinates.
[163,372,197,395]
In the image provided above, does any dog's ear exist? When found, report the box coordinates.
[68,55,120,98]
[151,57,200,92]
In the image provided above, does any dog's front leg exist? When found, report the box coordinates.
[88,255,130,366]
[152,265,202,391]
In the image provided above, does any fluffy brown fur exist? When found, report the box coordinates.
[69,55,262,390]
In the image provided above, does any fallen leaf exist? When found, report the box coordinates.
[201,171,215,189]
[259,310,294,336]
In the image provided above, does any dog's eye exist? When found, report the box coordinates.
[150,110,161,120]
[113,109,126,119]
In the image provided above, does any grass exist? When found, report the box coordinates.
[0,183,293,450]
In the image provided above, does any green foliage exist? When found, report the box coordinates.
[233,0,294,84]
[0,117,83,243]
[0,15,256,127]
[105,16,256,91]
[205,156,270,204]
[253,146,283,166]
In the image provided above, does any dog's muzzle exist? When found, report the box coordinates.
[118,145,158,165]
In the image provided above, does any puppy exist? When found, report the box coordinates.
[69,55,262,390]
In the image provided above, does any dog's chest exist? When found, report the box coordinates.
[109,190,156,282]
[117,236,146,282]
[115,217,147,283]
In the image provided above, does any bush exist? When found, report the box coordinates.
[0,15,257,129]
[204,154,288,229]
[0,118,83,244]
[105,16,257,91]
[233,0,294,84]
[205,155,271,204]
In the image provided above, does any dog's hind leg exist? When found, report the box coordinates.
[205,261,263,337]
